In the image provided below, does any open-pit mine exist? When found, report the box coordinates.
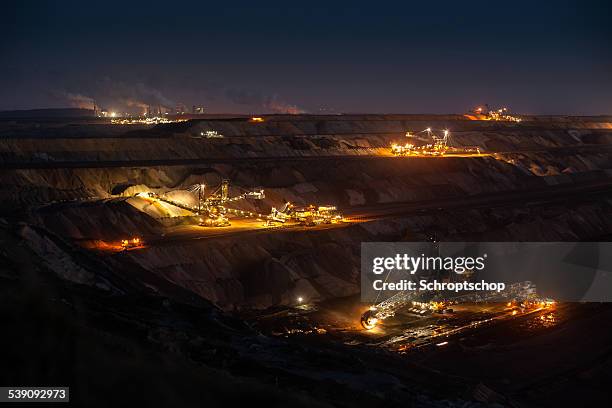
[2,113,612,407]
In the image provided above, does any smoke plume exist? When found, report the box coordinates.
[57,78,176,113]
[98,78,175,111]
[225,88,305,114]
[61,92,95,109]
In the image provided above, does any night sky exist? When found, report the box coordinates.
[2,0,611,115]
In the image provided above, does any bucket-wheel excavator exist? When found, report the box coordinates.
[189,179,265,227]
[361,280,552,330]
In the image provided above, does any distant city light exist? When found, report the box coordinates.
[111,116,186,125]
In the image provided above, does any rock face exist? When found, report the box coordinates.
[2,115,612,206]
[124,226,368,309]
[3,114,612,309]
[100,200,611,310]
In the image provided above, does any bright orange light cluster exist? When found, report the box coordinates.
[121,237,142,249]
[466,106,522,122]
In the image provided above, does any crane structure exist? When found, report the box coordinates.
[391,128,482,157]
[188,179,265,227]
[186,180,343,228]
[361,280,554,330]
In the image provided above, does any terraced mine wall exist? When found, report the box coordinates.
[109,200,606,310]
[3,115,612,309]
[2,115,612,207]
[22,198,612,310]
[2,115,612,164]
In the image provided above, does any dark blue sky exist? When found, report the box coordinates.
[2,0,611,114]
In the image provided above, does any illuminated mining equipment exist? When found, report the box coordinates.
[185,181,342,228]
[361,281,551,330]
[317,205,344,223]
[188,179,266,227]
[266,203,343,227]
[391,128,481,157]
[467,105,522,122]
[199,215,230,227]
[190,130,225,139]
[121,237,142,250]
[205,130,224,138]
[267,202,294,225]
